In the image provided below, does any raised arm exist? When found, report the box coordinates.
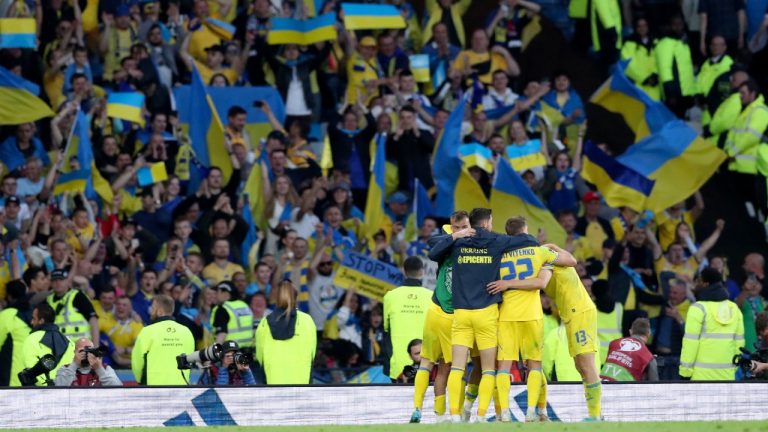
[693,219,724,263]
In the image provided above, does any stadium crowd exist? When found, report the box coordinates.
[0,0,768,394]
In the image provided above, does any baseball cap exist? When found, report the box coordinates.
[115,4,131,17]
[582,191,600,203]
[50,269,69,281]
[388,191,408,205]
[359,36,377,47]
[216,281,234,292]
[222,340,239,353]
[5,195,20,206]
[121,217,137,227]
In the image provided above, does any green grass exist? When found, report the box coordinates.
[6,422,768,432]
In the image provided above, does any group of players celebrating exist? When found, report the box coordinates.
[410,208,602,423]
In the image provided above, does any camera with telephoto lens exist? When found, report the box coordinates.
[83,345,108,357]
[18,354,57,386]
[733,347,768,379]
[176,344,223,370]
[401,365,417,380]
[233,351,252,366]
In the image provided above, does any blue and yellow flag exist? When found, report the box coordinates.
[363,133,387,242]
[409,54,429,83]
[55,110,113,202]
[460,143,494,173]
[341,3,405,30]
[243,143,269,231]
[205,17,235,41]
[187,65,230,194]
[433,101,489,216]
[0,18,36,48]
[0,65,54,125]
[268,13,337,45]
[241,194,260,270]
[507,139,547,172]
[491,158,566,246]
[405,177,435,242]
[52,170,88,195]
[137,162,168,186]
[581,140,655,212]
[586,64,726,212]
[107,92,145,127]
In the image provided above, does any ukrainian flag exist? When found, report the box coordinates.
[581,140,655,212]
[205,17,235,41]
[137,162,168,186]
[268,13,337,45]
[460,143,494,173]
[433,101,489,216]
[53,170,88,195]
[363,133,388,242]
[241,194,260,271]
[405,177,435,241]
[0,66,54,125]
[107,92,145,127]
[491,158,566,246]
[188,65,231,194]
[587,64,726,212]
[341,3,405,30]
[243,144,269,231]
[55,110,113,202]
[409,54,429,83]
[507,139,547,172]
[0,18,36,48]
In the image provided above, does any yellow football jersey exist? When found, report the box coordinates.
[499,246,557,322]
[544,266,596,323]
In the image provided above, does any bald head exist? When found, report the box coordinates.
[75,338,94,352]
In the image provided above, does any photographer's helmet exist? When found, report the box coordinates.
[222,341,239,353]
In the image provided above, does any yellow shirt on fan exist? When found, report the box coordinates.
[499,246,558,322]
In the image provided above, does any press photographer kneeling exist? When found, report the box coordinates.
[177,340,255,385]
[55,339,122,386]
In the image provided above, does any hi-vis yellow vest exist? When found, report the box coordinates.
[211,300,254,348]
[680,300,744,380]
[47,290,90,341]
[621,39,660,100]
[656,37,697,97]
[725,95,768,174]
[596,302,623,364]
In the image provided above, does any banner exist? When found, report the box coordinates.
[332,251,404,301]
[0,384,766,428]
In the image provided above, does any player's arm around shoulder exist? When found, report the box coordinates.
[543,243,577,267]
[487,268,553,294]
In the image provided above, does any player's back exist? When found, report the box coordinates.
[544,266,595,323]
[499,246,557,322]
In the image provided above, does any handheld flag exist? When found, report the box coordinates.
[404,177,434,241]
[107,92,145,126]
[363,133,387,242]
[341,3,405,30]
[507,139,547,172]
[491,158,566,246]
[54,110,113,202]
[409,55,429,83]
[52,170,88,195]
[459,143,494,173]
[268,13,337,45]
[241,195,260,270]
[0,18,36,48]
[205,18,235,41]
[137,162,169,186]
[0,65,54,124]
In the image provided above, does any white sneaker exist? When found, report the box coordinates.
[500,410,513,423]
[450,414,462,423]
[461,401,474,422]
[472,416,489,423]
[435,414,450,424]
[525,412,539,422]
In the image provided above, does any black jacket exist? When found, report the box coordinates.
[265,43,331,112]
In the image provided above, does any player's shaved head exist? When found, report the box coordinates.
[505,216,528,235]
[469,208,492,228]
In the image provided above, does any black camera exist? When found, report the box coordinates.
[18,354,57,386]
[732,347,768,379]
[84,345,108,357]
[402,364,417,380]
[177,344,223,370]
[233,351,252,366]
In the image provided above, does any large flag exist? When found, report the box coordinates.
[187,65,231,195]
[584,64,726,213]
[363,133,387,242]
[433,101,490,216]
[0,65,54,125]
[491,158,566,246]
[243,144,269,231]
[241,194,260,271]
[341,3,405,30]
[0,18,36,48]
[268,13,337,45]
[107,92,145,126]
[405,177,435,241]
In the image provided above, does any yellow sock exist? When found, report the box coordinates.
[458,379,466,410]
[413,367,431,410]
[526,369,543,415]
[465,383,479,403]
[537,374,548,412]
[495,371,511,411]
[476,370,496,417]
[584,381,602,418]
[447,368,465,416]
[434,394,446,416]
[493,385,501,416]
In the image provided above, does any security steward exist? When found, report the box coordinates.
[132,294,195,385]
[680,268,744,381]
[46,269,99,342]
[428,208,538,421]
[0,281,31,386]
[21,303,75,386]
[211,281,254,352]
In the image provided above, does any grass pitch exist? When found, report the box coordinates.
[7,422,768,432]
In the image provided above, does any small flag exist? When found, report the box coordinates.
[137,162,168,186]
[268,13,337,45]
[409,54,429,83]
[0,18,36,48]
[53,170,89,195]
[341,3,405,30]
[459,143,494,173]
[107,92,145,126]
[205,17,235,41]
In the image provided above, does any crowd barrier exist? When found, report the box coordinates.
[1,383,766,428]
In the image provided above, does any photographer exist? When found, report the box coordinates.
[55,338,122,386]
[215,341,255,385]
[397,339,422,384]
